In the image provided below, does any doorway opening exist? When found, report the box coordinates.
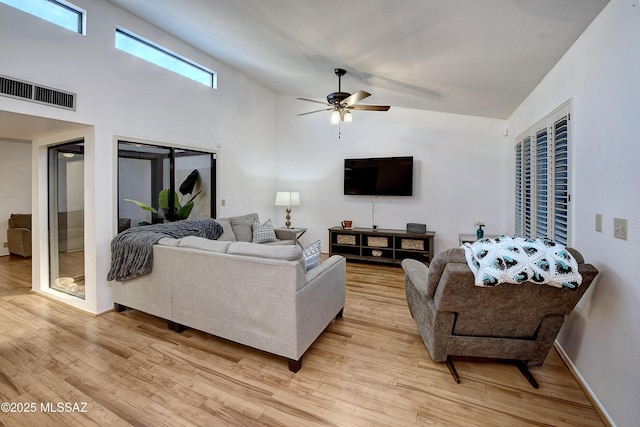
[48,141,85,299]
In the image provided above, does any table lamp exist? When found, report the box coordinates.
[275,191,300,228]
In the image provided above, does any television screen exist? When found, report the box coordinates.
[344,156,413,196]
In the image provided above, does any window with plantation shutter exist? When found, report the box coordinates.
[553,118,569,243]
[515,102,571,245]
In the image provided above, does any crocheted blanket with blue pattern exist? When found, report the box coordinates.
[462,236,582,288]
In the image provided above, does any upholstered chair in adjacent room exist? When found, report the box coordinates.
[7,213,32,257]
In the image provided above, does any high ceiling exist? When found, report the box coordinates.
[108,0,609,119]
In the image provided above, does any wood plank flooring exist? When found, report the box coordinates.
[0,255,604,426]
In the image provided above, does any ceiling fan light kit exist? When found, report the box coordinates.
[297,68,390,125]
[330,109,340,125]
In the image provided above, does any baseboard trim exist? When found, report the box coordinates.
[553,341,615,427]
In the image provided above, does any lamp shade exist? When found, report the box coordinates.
[275,191,300,207]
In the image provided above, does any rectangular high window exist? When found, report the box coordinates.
[0,0,84,34]
[115,28,216,88]
[515,102,571,245]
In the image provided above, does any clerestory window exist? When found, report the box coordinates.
[0,0,85,34]
[115,27,217,88]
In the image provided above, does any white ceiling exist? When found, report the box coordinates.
[107,0,609,119]
[0,111,89,142]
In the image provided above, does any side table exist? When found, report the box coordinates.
[459,233,500,245]
[276,227,307,248]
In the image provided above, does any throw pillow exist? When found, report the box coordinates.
[252,219,278,243]
[215,218,237,241]
[230,213,259,242]
[303,240,321,271]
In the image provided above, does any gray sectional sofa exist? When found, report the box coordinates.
[112,217,346,372]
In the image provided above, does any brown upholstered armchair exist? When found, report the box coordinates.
[7,213,32,257]
[402,247,598,387]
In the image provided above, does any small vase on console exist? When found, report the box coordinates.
[476,224,484,240]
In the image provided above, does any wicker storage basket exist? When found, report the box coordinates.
[367,236,388,247]
[337,234,356,245]
[401,239,424,250]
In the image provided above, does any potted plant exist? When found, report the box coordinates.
[125,169,201,225]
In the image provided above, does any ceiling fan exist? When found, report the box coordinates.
[297,68,390,124]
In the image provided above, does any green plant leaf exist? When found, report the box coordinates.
[124,198,158,214]
[177,201,194,220]
[158,189,180,210]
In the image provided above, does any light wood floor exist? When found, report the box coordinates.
[0,255,604,426]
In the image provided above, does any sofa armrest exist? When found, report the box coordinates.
[296,255,346,357]
[304,255,345,284]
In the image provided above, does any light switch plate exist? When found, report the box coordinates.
[595,213,602,232]
[614,217,628,240]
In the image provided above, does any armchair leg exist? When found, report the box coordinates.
[445,357,461,384]
[444,358,539,388]
[515,360,539,389]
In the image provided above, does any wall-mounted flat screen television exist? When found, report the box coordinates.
[344,156,413,196]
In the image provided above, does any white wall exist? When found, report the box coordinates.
[276,97,512,252]
[0,0,279,313]
[507,1,640,425]
[0,140,32,256]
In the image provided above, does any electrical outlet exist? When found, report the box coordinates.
[221,199,225,206]
[614,217,628,240]
[595,213,602,232]
[2,242,7,248]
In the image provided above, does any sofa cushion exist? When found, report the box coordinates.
[215,218,237,241]
[230,213,259,242]
[228,242,304,267]
[179,236,231,253]
[303,240,321,271]
[252,219,277,243]
[157,237,181,247]
[264,239,295,246]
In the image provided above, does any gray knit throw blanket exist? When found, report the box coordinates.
[107,218,223,282]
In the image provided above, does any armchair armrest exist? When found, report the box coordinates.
[7,227,32,257]
[401,258,429,297]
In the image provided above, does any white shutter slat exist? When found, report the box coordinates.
[535,129,549,239]
[554,116,570,245]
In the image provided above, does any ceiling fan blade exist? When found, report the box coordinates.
[341,90,371,107]
[297,108,333,116]
[348,104,391,111]
[296,97,329,106]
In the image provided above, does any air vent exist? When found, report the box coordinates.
[0,75,76,111]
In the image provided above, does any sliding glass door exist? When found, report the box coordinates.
[48,141,85,299]
[117,141,216,229]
